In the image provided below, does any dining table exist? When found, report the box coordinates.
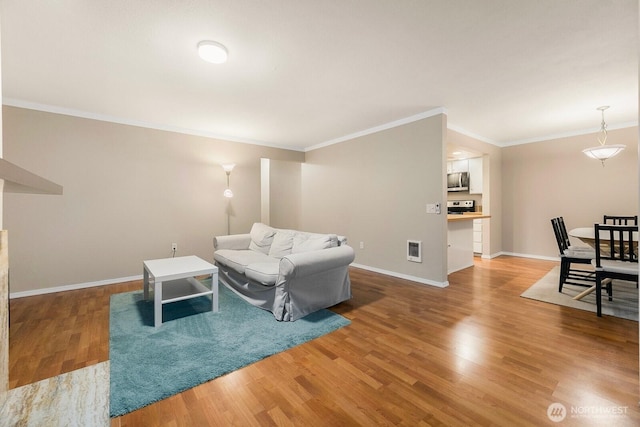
[569,227,639,248]
[568,226,638,301]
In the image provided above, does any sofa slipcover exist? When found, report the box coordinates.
[213,223,354,321]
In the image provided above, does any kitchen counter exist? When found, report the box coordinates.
[447,213,490,274]
[447,213,491,222]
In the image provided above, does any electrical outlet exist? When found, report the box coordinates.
[359,241,364,249]
[171,243,177,251]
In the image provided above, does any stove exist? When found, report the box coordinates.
[447,200,475,214]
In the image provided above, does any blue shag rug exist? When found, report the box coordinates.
[109,280,350,417]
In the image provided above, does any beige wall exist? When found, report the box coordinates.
[502,126,638,258]
[266,159,302,229]
[2,106,303,294]
[301,114,448,285]
[4,104,636,293]
[447,130,503,257]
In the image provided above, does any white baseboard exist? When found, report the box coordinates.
[482,251,504,259]
[9,275,143,299]
[350,263,449,288]
[500,251,559,262]
[9,252,556,299]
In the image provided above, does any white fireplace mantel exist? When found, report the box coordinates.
[0,158,63,194]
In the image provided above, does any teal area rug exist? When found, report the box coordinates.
[109,280,350,417]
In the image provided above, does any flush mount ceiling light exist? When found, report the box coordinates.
[582,106,625,166]
[197,40,228,64]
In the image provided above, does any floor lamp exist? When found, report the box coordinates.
[222,164,235,235]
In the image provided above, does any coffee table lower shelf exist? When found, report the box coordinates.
[161,277,213,303]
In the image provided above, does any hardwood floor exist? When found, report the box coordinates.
[8,256,640,426]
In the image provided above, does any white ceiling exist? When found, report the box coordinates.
[1,0,637,151]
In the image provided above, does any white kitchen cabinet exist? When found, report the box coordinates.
[468,157,483,194]
[473,219,482,254]
[448,220,474,274]
[451,159,469,173]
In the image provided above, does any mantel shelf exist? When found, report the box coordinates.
[0,158,63,195]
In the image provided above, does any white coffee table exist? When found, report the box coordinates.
[143,255,218,327]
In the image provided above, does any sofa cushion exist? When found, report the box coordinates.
[244,262,280,286]
[248,223,277,254]
[292,233,338,253]
[214,249,274,275]
[268,231,295,258]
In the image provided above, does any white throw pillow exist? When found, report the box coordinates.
[291,233,338,253]
[268,231,295,259]
[248,223,277,255]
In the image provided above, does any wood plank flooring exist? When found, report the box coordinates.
[8,256,640,426]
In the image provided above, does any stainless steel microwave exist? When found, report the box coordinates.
[447,172,469,192]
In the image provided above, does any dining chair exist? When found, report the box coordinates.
[603,215,638,225]
[592,223,639,317]
[550,217,595,292]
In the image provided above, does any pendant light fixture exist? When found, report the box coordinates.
[582,106,625,166]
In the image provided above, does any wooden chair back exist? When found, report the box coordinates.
[593,224,638,266]
[603,215,638,225]
[551,217,570,254]
[551,217,569,255]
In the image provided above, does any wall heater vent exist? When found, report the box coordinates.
[407,240,422,263]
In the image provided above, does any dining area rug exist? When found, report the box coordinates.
[521,266,638,321]
[109,280,351,417]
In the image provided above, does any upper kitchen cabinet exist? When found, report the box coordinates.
[468,157,483,194]
[447,159,469,173]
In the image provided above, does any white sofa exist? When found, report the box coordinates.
[213,223,355,321]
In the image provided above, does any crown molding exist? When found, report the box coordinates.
[446,123,499,145]
[2,98,305,152]
[305,107,448,152]
[5,98,635,152]
[499,121,639,147]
